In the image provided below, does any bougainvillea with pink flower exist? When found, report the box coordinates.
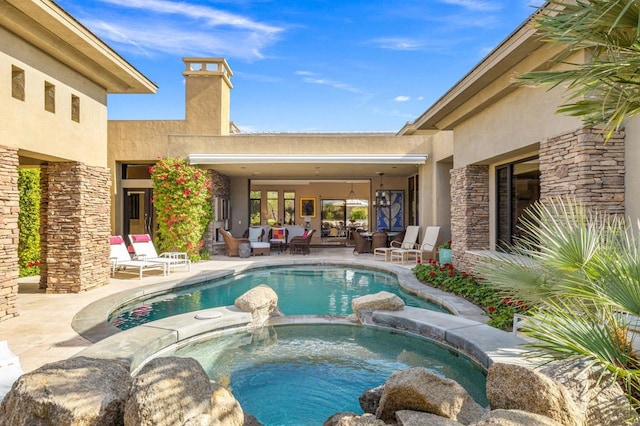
[150,157,212,261]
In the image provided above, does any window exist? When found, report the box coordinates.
[284,191,295,224]
[44,81,55,113]
[11,66,25,101]
[408,175,419,226]
[496,156,540,250]
[71,95,80,122]
[250,190,261,225]
[266,191,279,226]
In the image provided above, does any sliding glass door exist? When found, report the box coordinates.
[496,157,540,250]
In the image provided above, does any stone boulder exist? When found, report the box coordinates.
[396,410,464,425]
[471,409,563,425]
[376,367,487,424]
[0,356,131,426]
[486,363,582,426]
[351,291,405,322]
[539,356,636,426]
[323,412,386,426]
[243,412,264,426]
[234,284,279,326]
[124,357,243,426]
[359,385,384,414]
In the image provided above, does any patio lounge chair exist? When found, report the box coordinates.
[220,229,252,257]
[109,236,166,279]
[373,225,421,262]
[243,226,270,256]
[389,226,441,264]
[289,229,315,255]
[128,234,191,273]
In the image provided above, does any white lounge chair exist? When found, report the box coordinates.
[390,226,441,264]
[0,340,22,402]
[109,236,166,279]
[128,234,191,273]
[373,225,421,262]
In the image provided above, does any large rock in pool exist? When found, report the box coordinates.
[351,291,404,322]
[0,356,131,426]
[234,284,279,326]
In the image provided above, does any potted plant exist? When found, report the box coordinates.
[438,240,452,264]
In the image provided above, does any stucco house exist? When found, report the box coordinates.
[0,0,636,320]
[0,0,156,320]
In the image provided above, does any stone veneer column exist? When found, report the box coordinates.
[39,165,49,289]
[204,170,230,256]
[450,165,490,272]
[0,145,19,321]
[43,162,111,293]
[539,128,625,215]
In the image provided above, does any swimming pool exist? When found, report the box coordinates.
[109,265,448,329]
[167,324,487,425]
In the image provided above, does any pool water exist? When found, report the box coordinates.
[168,324,487,425]
[110,266,447,329]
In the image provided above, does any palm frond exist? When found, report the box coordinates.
[517,0,640,139]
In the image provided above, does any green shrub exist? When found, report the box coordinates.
[18,168,40,277]
[150,158,212,261]
[413,259,530,330]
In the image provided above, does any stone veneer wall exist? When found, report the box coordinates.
[450,165,490,272]
[42,162,111,293]
[39,165,49,289]
[0,145,19,322]
[539,128,625,215]
[204,170,230,256]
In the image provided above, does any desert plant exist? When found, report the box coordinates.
[478,197,640,409]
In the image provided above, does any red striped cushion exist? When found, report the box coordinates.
[109,236,124,245]
[132,234,151,242]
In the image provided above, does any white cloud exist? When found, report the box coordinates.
[439,0,502,12]
[371,37,423,51]
[302,77,364,94]
[394,96,410,102]
[98,0,281,33]
[82,0,283,60]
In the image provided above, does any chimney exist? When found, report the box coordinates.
[182,58,233,135]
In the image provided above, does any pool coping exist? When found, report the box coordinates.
[73,259,533,372]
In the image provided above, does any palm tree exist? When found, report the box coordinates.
[519,0,640,140]
[478,197,640,408]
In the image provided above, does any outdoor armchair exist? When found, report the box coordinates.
[220,229,251,257]
[243,226,270,255]
[128,234,191,273]
[289,229,315,255]
[352,230,371,254]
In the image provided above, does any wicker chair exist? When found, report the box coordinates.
[352,230,372,254]
[219,229,251,257]
[289,229,315,255]
[371,232,388,252]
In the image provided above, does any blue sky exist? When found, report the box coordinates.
[56,0,544,133]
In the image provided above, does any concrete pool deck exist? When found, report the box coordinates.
[0,247,530,373]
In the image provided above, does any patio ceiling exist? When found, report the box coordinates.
[188,154,427,178]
